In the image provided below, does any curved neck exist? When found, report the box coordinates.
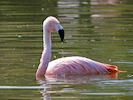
[43,29,51,49]
[36,28,51,80]
[42,29,51,63]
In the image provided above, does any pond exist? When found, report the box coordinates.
[0,0,133,99]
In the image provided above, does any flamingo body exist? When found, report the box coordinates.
[36,16,121,80]
[46,56,118,76]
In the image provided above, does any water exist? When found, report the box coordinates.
[0,0,133,99]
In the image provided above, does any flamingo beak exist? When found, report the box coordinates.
[55,23,64,42]
[58,29,64,42]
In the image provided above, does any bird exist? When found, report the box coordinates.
[36,16,123,80]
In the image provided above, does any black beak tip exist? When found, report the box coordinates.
[58,29,64,42]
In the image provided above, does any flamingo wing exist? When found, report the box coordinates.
[46,56,118,76]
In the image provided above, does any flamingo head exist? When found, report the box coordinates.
[43,16,64,42]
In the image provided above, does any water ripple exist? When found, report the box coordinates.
[0,86,48,89]
[113,61,133,65]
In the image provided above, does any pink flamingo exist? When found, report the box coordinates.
[36,16,123,80]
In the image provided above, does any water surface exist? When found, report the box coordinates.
[0,0,133,99]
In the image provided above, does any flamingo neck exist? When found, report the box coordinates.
[36,29,51,80]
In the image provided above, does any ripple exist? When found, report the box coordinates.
[113,61,133,65]
[80,92,126,96]
[0,86,48,89]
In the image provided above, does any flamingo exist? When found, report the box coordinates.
[36,16,123,80]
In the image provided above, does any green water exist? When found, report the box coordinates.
[0,0,133,99]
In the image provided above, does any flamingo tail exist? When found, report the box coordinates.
[105,64,126,73]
